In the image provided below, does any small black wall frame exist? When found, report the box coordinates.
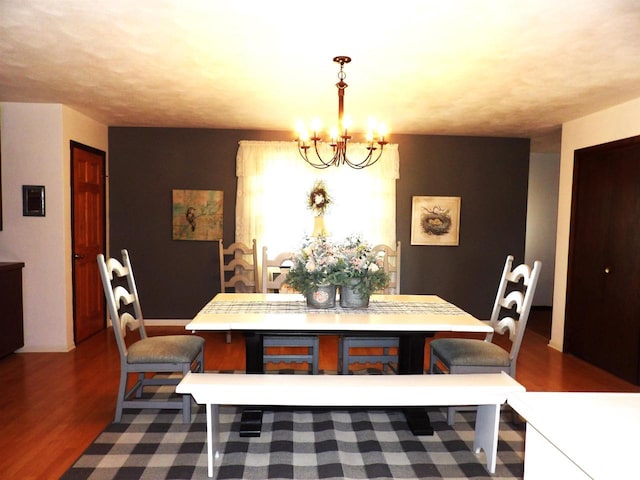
[22,185,45,216]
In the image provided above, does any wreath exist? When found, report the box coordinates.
[307,180,332,216]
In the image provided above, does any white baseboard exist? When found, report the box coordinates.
[17,344,74,353]
[15,321,191,353]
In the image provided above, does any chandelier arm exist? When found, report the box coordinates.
[314,141,342,168]
[343,144,385,169]
[295,55,388,170]
[297,140,337,169]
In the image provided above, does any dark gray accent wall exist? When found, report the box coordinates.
[394,134,530,316]
[109,127,529,319]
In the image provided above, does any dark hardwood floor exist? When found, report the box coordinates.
[1,318,638,480]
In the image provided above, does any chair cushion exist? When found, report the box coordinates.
[430,338,510,367]
[127,335,204,364]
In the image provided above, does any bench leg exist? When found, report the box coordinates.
[206,404,221,478]
[473,403,500,474]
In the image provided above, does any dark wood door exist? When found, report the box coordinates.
[565,136,640,384]
[71,142,106,343]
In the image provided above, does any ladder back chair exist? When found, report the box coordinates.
[261,246,319,374]
[338,241,401,374]
[218,239,258,342]
[97,249,204,423]
[219,239,259,293]
[373,241,401,295]
[429,255,542,424]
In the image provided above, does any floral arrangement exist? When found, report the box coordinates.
[286,235,340,295]
[333,235,390,298]
[287,234,390,300]
[307,180,332,216]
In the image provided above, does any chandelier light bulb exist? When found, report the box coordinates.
[342,115,353,132]
[310,117,322,135]
[378,123,388,141]
[329,126,339,143]
[295,119,309,143]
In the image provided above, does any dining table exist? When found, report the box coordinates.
[185,292,493,436]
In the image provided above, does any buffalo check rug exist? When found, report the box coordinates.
[61,377,525,480]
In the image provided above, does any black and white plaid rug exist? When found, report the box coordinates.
[61,387,524,480]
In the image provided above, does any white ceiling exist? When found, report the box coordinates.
[2,0,640,153]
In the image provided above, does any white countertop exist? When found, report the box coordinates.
[508,391,640,479]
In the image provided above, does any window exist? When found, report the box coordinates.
[236,140,399,253]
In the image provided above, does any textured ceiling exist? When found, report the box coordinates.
[2,1,640,153]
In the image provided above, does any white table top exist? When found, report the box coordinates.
[508,391,640,479]
[186,293,493,333]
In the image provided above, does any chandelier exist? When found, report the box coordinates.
[295,56,388,169]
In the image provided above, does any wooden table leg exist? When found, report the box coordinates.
[240,332,264,437]
[206,404,221,477]
[400,333,435,436]
[244,332,264,373]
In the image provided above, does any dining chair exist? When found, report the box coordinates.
[97,249,205,423]
[219,239,259,293]
[218,239,258,342]
[261,246,319,374]
[429,255,542,424]
[338,241,401,374]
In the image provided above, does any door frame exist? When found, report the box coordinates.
[564,134,640,384]
[70,140,107,343]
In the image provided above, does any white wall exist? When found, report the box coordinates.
[0,103,107,352]
[551,96,640,351]
[526,152,560,306]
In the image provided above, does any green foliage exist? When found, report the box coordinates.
[332,235,390,298]
[285,236,340,296]
[286,235,389,298]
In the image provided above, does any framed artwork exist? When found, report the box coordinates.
[22,185,46,216]
[411,196,461,246]
[172,189,223,241]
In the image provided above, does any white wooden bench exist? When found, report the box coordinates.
[176,371,525,477]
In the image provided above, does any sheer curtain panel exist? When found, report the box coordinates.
[236,140,399,253]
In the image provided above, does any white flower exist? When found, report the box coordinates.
[305,259,316,272]
[368,263,379,273]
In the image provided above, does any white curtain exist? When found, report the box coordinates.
[236,140,399,254]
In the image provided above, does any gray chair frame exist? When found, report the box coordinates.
[261,246,319,374]
[429,255,542,424]
[97,249,204,422]
[338,242,401,374]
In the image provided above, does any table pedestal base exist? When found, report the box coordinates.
[239,407,433,437]
[239,331,436,437]
[403,407,435,436]
[239,408,262,437]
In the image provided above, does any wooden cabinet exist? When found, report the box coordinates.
[0,262,25,358]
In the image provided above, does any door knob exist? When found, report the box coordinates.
[604,267,611,274]
[73,253,84,259]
